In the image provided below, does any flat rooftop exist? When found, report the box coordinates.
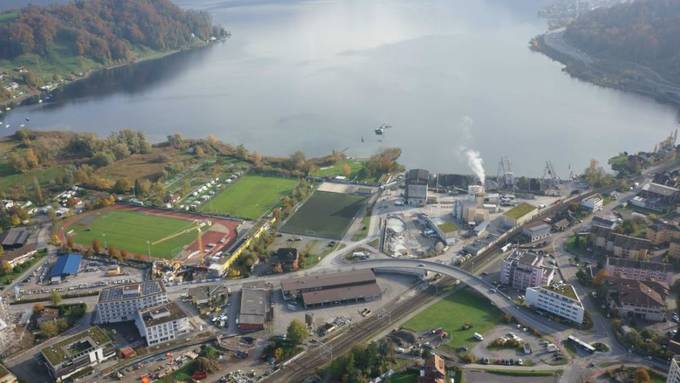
[281,269,376,294]
[239,288,270,325]
[98,280,165,303]
[302,282,381,306]
[140,302,187,327]
[41,327,111,366]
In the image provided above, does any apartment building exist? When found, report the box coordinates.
[500,250,555,292]
[605,257,673,285]
[605,277,668,322]
[135,302,190,346]
[525,284,584,325]
[590,226,651,259]
[95,280,168,324]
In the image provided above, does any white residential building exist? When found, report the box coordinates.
[525,284,584,325]
[500,249,555,292]
[581,194,603,211]
[135,302,190,346]
[522,223,552,242]
[95,281,168,324]
[668,355,680,383]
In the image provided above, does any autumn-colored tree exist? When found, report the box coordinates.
[33,303,44,314]
[92,239,102,254]
[633,368,650,383]
[272,263,283,273]
[66,236,75,251]
[24,148,39,169]
[273,347,284,362]
[10,214,21,226]
[39,321,59,338]
[341,162,352,178]
[120,249,129,260]
[1,261,13,275]
[108,246,118,258]
[592,269,608,287]
[50,234,62,246]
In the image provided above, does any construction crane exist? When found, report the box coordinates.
[151,220,208,267]
[542,161,560,191]
[496,156,514,190]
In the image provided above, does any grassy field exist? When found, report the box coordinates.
[70,210,197,259]
[313,159,364,178]
[199,175,297,220]
[282,191,367,240]
[387,371,417,383]
[403,288,502,350]
[438,222,458,234]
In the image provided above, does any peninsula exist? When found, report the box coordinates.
[531,0,680,108]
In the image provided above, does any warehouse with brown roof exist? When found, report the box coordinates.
[281,269,382,309]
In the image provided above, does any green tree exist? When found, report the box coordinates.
[286,319,308,346]
[39,321,59,338]
[50,290,62,305]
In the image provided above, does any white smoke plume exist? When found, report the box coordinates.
[464,149,485,185]
[455,115,486,185]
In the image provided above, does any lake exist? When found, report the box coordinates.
[1,0,678,176]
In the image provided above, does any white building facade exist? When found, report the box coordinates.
[95,281,168,324]
[525,284,584,325]
[135,302,190,346]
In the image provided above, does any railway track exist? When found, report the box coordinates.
[265,280,454,382]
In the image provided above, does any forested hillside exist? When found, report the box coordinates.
[0,0,225,64]
[564,0,680,81]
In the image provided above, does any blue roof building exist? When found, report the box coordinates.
[49,254,82,280]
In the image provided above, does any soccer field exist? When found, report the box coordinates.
[70,210,198,259]
[199,175,298,220]
[281,191,367,240]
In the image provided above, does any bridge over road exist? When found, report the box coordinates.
[348,258,567,335]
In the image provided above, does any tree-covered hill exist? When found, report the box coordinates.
[564,0,680,81]
[0,0,226,64]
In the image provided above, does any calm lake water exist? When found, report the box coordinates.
[2,0,679,176]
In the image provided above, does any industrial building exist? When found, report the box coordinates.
[280,269,382,309]
[522,223,551,242]
[500,249,555,291]
[95,280,168,324]
[238,287,272,332]
[580,194,603,211]
[526,284,584,325]
[405,169,430,206]
[0,227,30,250]
[135,302,190,346]
[48,254,82,282]
[40,327,115,382]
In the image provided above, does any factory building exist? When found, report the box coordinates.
[238,287,272,332]
[522,223,551,242]
[95,281,168,324]
[405,169,430,207]
[281,269,382,309]
[48,254,82,282]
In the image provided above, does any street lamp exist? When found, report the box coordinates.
[102,233,108,249]
[146,240,151,257]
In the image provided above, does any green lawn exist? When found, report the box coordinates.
[403,288,502,350]
[199,175,298,220]
[387,371,418,383]
[313,159,365,178]
[281,191,368,240]
[438,222,458,234]
[0,166,67,195]
[70,210,197,259]
[504,203,536,220]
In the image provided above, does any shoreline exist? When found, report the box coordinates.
[0,39,221,113]
[530,30,680,113]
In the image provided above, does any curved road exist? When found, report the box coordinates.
[349,259,566,335]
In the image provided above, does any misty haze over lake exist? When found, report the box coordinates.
[2,0,678,176]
